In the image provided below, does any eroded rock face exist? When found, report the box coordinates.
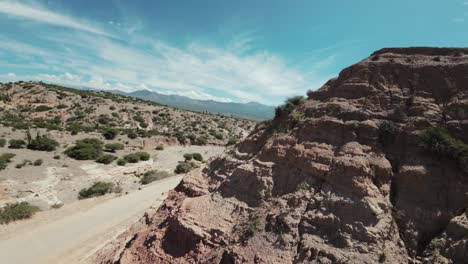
[97,48,468,264]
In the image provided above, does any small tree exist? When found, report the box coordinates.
[8,139,26,149]
[27,134,59,151]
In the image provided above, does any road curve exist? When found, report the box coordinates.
[0,175,183,264]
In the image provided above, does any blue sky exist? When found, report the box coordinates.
[0,0,467,105]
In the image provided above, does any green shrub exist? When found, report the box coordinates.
[116,158,127,166]
[155,145,164,150]
[174,162,194,174]
[140,170,172,185]
[192,153,203,162]
[183,153,193,161]
[104,143,124,152]
[27,135,59,151]
[33,159,43,166]
[8,139,26,149]
[275,96,305,118]
[194,136,208,146]
[419,127,468,174]
[96,154,117,164]
[135,151,150,161]
[0,202,40,224]
[16,160,32,169]
[53,155,61,159]
[35,105,53,112]
[0,138,6,147]
[214,133,224,140]
[65,138,104,160]
[78,182,117,199]
[378,121,398,147]
[57,104,67,109]
[227,138,238,146]
[0,153,15,170]
[127,131,138,139]
[123,153,140,163]
[102,128,118,140]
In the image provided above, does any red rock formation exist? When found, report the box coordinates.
[97,48,468,264]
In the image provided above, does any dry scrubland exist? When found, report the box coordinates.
[0,81,255,222]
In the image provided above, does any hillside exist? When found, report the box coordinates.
[0,82,255,146]
[113,89,275,120]
[97,48,468,263]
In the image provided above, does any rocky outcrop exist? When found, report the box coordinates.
[97,48,468,264]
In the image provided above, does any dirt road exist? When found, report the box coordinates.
[0,175,183,264]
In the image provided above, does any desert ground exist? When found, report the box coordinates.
[0,143,225,263]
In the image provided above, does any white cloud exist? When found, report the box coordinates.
[7,73,16,78]
[0,1,111,37]
[453,18,465,22]
[156,89,233,103]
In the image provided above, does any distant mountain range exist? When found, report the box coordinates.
[111,89,275,120]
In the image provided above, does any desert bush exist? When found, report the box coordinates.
[275,96,305,118]
[155,145,164,150]
[135,151,150,161]
[53,155,61,159]
[192,153,203,162]
[0,202,40,224]
[123,153,140,163]
[183,153,193,161]
[16,160,32,169]
[116,158,127,166]
[27,134,59,151]
[96,154,117,164]
[33,159,43,166]
[8,139,26,149]
[140,170,172,185]
[194,136,208,146]
[78,182,117,199]
[57,104,67,109]
[127,131,138,139]
[214,133,224,140]
[419,127,468,174]
[104,143,124,152]
[378,121,398,147]
[65,138,104,160]
[227,138,238,146]
[102,128,118,140]
[0,138,6,147]
[174,162,194,174]
[35,105,53,112]
[0,153,15,170]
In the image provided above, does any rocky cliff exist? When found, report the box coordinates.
[97,48,468,264]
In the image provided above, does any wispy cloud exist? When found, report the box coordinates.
[0,1,111,37]
[0,2,335,105]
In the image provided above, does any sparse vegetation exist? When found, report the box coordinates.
[275,96,305,118]
[96,154,117,164]
[33,159,43,166]
[192,153,203,162]
[140,170,172,185]
[123,152,150,163]
[227,137,238,146]
[183,153,193,161]
[378,121,398,147]
[104,143,124,152]
[0,138,6,147]
[116,158,127,166]
[419,126,468,174]
[34,105,53,112]
[0,153,15,170]
[102,128,118,140]
[8,139,26,149]
[155,145,164,150]
[27,134,59,151]
[174,162,198,174]
[65,138,104,160]
[78,182,119,199]
[0,202,40,224]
